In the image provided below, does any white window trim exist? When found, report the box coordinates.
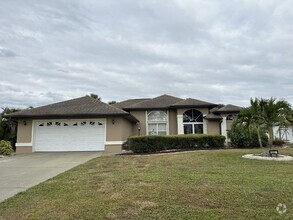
[146,110,169,135]
[183,123,204,134]
[182,109,204,134]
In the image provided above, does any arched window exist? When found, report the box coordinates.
[183,109,203,134]
[226,114,236,121]
[147,111,168,135]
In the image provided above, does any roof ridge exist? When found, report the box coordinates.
[216,104,243,113]
[126,98,152,108]
[171,97,217,107]
[125,94,183,109]
[5,96,129,118]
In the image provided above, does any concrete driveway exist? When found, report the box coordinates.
[0,152,104,202]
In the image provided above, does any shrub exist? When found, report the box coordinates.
[228,125,268,148]
[273,138,286,146]
[122,140,128,150]
[0,140,13,155]
[127,134,226,153]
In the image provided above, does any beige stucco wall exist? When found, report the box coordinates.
[227,120,233,130]
[15,119,33,153]
[169,109,177,135]
[129,110,146,136]
[122,118,134,140]
[207,121,221,135]
[105,144,123,153]
[16,146,32,154]
[106,117,134,141]
[106,116,122,141]
[17,119,32,143]
[105,117,134,153]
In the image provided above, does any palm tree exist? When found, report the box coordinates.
[235,98,292,149]
[236,98,264,148]
[260,98,292,147]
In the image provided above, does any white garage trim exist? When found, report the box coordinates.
[32,118,106,152]
[15,143,32,147]
[105,141,125,145]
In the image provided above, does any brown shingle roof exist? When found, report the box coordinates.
[5,96,138,122]
[124,94,184,110]
[216,104,243,113]
[204,113,222,120]
[113,98,150,109]
[172,98,217,108]
[209,105,224,113]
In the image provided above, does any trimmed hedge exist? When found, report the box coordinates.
[126,134,226,153]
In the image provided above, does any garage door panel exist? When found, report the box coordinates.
[34,119,105,152]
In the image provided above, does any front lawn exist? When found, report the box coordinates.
[0,148,292,219]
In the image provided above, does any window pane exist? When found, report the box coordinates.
[148,111,167,121]
[148,124,157,135]
[158,131,167,135]
[194,124,203,134]
[183,109,203,122]
[158,123,167,135]
[184,124,193,134]
[158,123,166,131]
[183,111,192,122]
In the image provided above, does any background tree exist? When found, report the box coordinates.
[108,101,116,105]
[0,107,21,150]
[87,93,101,101]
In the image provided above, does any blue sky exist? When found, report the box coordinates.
[0,0,292,109]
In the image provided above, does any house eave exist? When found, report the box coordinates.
[3,113,139,123]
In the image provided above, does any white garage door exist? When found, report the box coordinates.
[34,119,105,152]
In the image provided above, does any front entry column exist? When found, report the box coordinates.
[221,115,228,143]
[177,115,184,134]
[203,115,207,134]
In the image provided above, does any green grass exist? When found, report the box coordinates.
[0,148,292,219]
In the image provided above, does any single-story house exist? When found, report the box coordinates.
[5,94,243,153]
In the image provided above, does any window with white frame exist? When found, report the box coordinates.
[183,109,203,134]
[147,111,168,135]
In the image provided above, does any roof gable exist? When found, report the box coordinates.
[172,98,217,108]
[216,104,243,113]
[204,113,222,120]
[5,96,133,119]
[113,98,150,109]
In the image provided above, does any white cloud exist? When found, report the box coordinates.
[0,0,292,109]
